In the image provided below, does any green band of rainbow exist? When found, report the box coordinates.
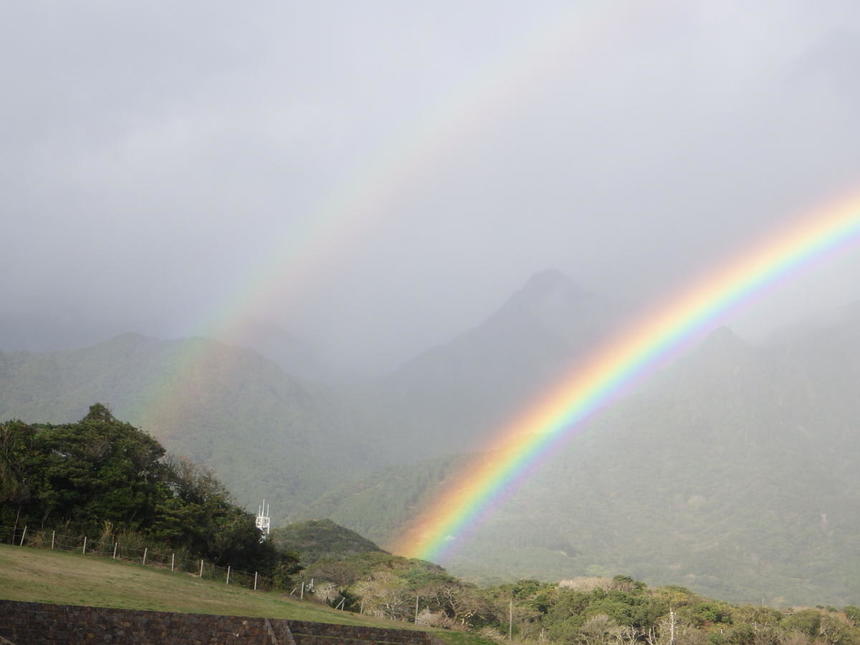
[392,195,860,562]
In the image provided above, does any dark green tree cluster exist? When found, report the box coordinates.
[0,404,297,577]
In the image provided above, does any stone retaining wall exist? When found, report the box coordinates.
[0,599,446,644]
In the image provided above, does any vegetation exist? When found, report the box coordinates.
[3,404,860,644]
[0,544,361,624]
[307,325,860,606]
[0,404,298,579]
[7,533,860,645]
[0,334,388,524]
[269,518,385,565]
[281,550,860,645]
[0,544,494,644]
[6,319,860,606]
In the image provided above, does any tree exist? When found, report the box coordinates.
[0,404,283,576]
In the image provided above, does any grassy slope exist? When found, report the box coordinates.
[0,545,491,644]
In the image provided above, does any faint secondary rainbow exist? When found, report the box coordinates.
[133,2,647,432]
[392,194,860,562]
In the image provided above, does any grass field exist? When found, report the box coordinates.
[0,544,492,644]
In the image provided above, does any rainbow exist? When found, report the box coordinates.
[132,2,645,432]
[392,194,860,562]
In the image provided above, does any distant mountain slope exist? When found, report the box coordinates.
[270,519,385,565]
[308,319,860,606]
[378,269,623,457]
[0,333,381,521]
[9,273,860,607]
[304,454,471,545]
[215,320,332,383]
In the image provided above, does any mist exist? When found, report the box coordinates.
[3,1,860,373]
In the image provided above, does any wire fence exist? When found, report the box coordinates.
[1,523,285,594]
[3,523,473,628]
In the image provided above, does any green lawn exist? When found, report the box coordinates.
[0,544,493,644]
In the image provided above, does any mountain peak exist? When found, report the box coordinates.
[520,268,581,295]
[700,325,746,351]
[468,269,613,356]
[681,325,752,375]
[501,269,589,314]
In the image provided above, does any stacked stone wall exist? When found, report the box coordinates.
[0,599,446,644]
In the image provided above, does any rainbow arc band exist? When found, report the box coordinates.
[392,195,860,562]
[130,2,646,432]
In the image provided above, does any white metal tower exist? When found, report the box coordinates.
[255,499,271,540]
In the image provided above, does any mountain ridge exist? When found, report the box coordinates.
[5,270,860,605]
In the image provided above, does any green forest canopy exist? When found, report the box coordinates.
[0,404,294,576]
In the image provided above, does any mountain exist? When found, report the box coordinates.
[0,332,385,522]
[377,269,622,457]
[302,454,472,545]
[7,271,860,606]
[215,320,332,383]
[307,318,860,606]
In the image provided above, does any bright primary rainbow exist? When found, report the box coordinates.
[392,194,860,562]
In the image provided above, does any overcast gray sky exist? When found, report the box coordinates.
[3,1,860,372]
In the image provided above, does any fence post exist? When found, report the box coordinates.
[19,526,27,547]
[199,559,204,578]
[50,530,55,551]
[113,542,118,559]
[171,553,175,572]
[226,565,230,585]
[82,536,87,555]
[300,581,304,600]
[254,571,258,591]
[142,547,147,566]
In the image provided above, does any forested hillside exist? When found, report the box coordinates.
[0,333,388,521]
[4,274,860,606]
[306,313,860,606]
[0,405,294,576]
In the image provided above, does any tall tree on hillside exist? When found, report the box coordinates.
[0,404,297,578]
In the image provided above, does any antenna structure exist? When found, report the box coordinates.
[255,499,271,541]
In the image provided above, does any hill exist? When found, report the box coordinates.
[270,519,386,565]
[0,333,389,523]
[0,270,625,519]
[308,317,860,606]
[0,544,369,625]
[377,269,623,458]
[0,544,493,644]
[7,272,860,606]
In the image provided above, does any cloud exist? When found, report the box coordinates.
[2,1,859,369]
